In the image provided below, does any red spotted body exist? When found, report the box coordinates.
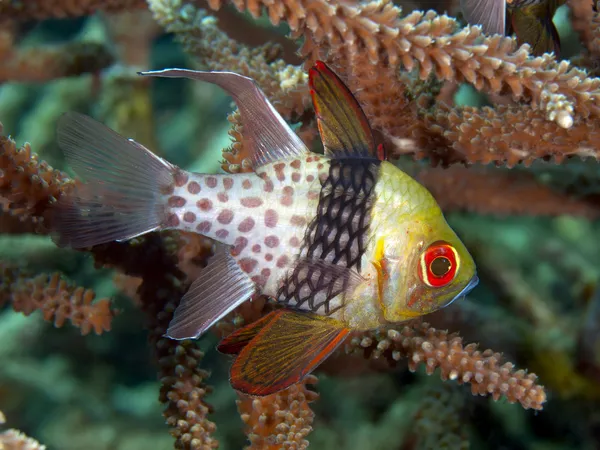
[53,62,477,396]
[166,156,328,294]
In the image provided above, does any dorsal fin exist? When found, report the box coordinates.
[308,61,378,160]
[139,68,308,168]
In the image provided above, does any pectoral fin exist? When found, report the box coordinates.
[228,310,350,396]
[217,311,277,355]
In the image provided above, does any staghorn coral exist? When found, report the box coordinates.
[0,0,147,22]
[403,383,469,450]
[0,126,74,232]
[0,410,46,450]
[237,375,318,450]
[0,36,114,83]
[347,323,546,410]
[2,0,600,448]
[0,262,115,336]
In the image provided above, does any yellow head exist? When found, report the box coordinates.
[372,162,478,323]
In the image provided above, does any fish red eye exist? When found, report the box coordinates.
[419,241,459,288]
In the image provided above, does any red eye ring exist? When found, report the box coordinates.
[419,241,459,288]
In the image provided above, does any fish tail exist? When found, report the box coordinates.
[52,112,177,248]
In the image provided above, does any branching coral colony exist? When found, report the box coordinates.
[1,0,600,448]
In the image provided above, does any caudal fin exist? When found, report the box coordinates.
[53,112,176,248]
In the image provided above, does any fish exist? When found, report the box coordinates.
[52,61,478,396]
[460,0,564,56]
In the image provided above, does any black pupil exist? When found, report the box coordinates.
[430,256,451,277]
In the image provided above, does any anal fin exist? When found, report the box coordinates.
[229,310,350,396]
[166,247,256,340]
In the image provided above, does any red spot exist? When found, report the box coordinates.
[217,192,229,203]
[238,217,255,233]
[306,175,315,182]
[292,172,301,183]
[240,197,263,208]
[231,237,248,256]
[183,212,196,223]
[307,190,320,201]
[168,196,186,208]
[265,253,273,262]
[251,275,266,288]
[223,177,234,190]
[276,255,290,268]
[174,170,189,187]
[239,257,258,273]
[306,156,314,163]
[216,229,229,239]
[264,209,278,228]
[377,143,386,161]
[280,186,294,207]
[252,244,261,253]
[289,236,300,247]
[317,163,324,170]
[197,199,212,211]
[196,221,211,233]
[206,176,217,188]
[290,215,306,226]
[265,235,280,248]
[261,268,271,277]
[263,179,274,193]
[290,159,301,169]
[274,162,286,181]
[187,181,201,194]
[242,179,252,189]
[166,214,180,227]
[217,209,234,224]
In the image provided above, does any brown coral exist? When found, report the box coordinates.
[348,322,546,410]
[0,131,74,232]
[237,375,318,450]
[0,262,115,335]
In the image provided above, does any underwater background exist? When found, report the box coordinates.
[1,0,600,449]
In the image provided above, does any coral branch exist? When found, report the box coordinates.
[0,263,115,335]
[0,410,46,450]
[237,375,318,449]
[414,165,600,218]
[0,130,74,232]
[0,39,114,83]
[348,322,546,410]
[206,0,600,129]
[0,0,147,22]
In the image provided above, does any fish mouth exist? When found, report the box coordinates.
[444,274,479,308]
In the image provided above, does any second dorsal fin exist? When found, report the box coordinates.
[308,61,378,160]
[139,68,308,168]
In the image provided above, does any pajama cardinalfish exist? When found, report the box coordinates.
[460,0,564,56]
[53,62,479,396]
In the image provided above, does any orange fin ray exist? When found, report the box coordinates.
[308,61,378,160]
[229,310,350,396]
[217,310,280,355]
